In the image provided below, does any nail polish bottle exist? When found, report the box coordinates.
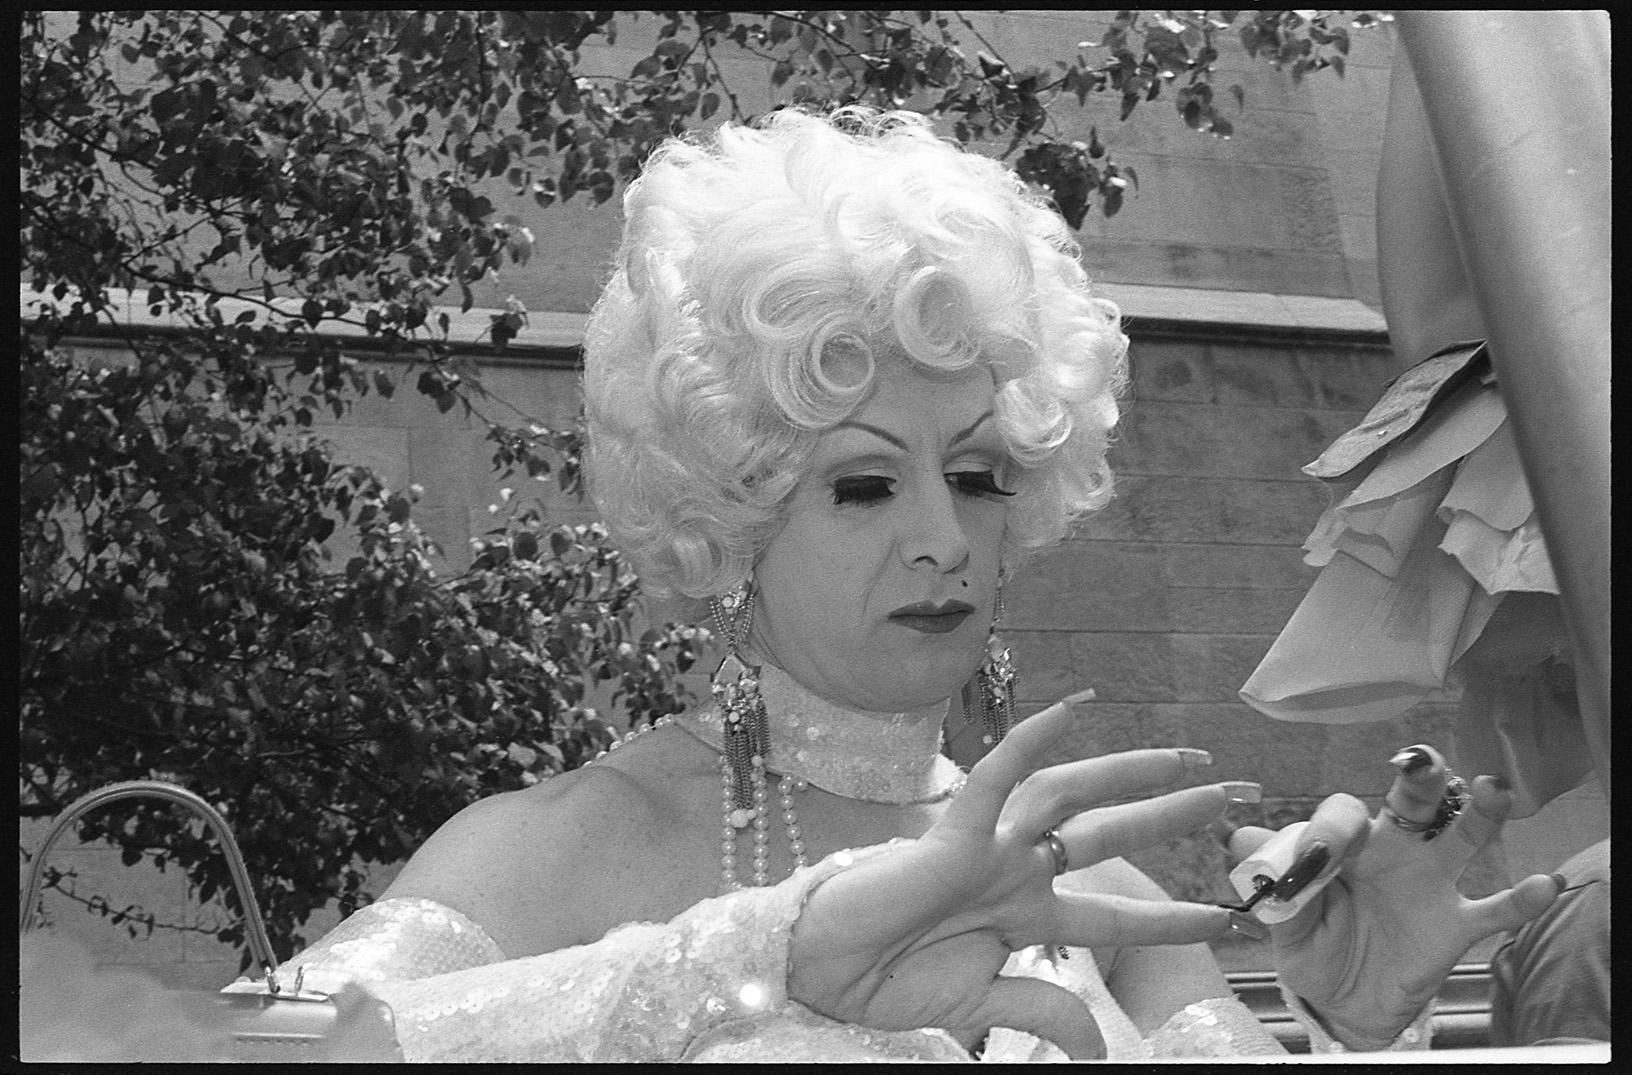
[1227,821,1336,924]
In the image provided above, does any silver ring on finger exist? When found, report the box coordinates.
[1041,827,1070,875]
[1383,770,1470,841]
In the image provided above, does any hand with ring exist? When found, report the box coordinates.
[786,690,1252,1059]
[1225,743,1567,1051]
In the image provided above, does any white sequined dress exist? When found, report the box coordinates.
[278,841,1282,1062]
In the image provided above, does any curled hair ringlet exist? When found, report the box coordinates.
[891,267,977,372]
[583,106,1128,598]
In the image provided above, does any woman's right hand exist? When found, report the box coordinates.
[784,694,1250,1058]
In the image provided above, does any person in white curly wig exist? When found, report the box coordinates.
[273,107,1567,1064]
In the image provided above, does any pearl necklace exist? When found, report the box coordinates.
[673,664,965,891]
[595,665,965,892]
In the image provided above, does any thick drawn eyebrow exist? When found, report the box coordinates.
[832,410,995,452]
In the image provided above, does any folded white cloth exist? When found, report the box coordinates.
[1239,344,1589,816]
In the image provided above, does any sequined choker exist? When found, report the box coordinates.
[672,664,964,805]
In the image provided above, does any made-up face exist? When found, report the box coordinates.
[748,355,1014,714]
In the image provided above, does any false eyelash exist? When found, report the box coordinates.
[949,471,1016,498]
[832,476,894,506]
[831,472,1016,506]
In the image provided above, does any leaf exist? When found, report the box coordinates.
[150,87,182,124]
[490,312,515,348]
[1239,23,1261,58]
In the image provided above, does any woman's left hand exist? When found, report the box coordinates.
[785,695,1249,1059]
[1228,744,1565,1050]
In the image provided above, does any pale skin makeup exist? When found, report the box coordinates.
[747,355,1013,714]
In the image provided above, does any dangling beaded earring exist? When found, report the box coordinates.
[709,579,784,888]
[963,575,1017,746]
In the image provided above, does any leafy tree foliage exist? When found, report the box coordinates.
[19,9,1379,962]
[21,335,699,953]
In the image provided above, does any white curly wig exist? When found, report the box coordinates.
[583,106,1128,598]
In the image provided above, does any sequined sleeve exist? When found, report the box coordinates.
[1145,995,1287,1057]
[1142,989,1434,1057]
[275,897,506,996]
[336,853,860,1063]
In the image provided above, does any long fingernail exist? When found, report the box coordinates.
[1061,687,1098,708]
[1389,746,1433,775]
[1176,748,1213,774]
[1227,911,1269,941]
[1549,872,1568,894]
[1272,843,1331,900]
[1223,782,1262,804]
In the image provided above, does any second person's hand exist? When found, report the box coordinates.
[1229,744,1564,1050]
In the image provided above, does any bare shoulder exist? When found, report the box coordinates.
[382,726,718,957]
